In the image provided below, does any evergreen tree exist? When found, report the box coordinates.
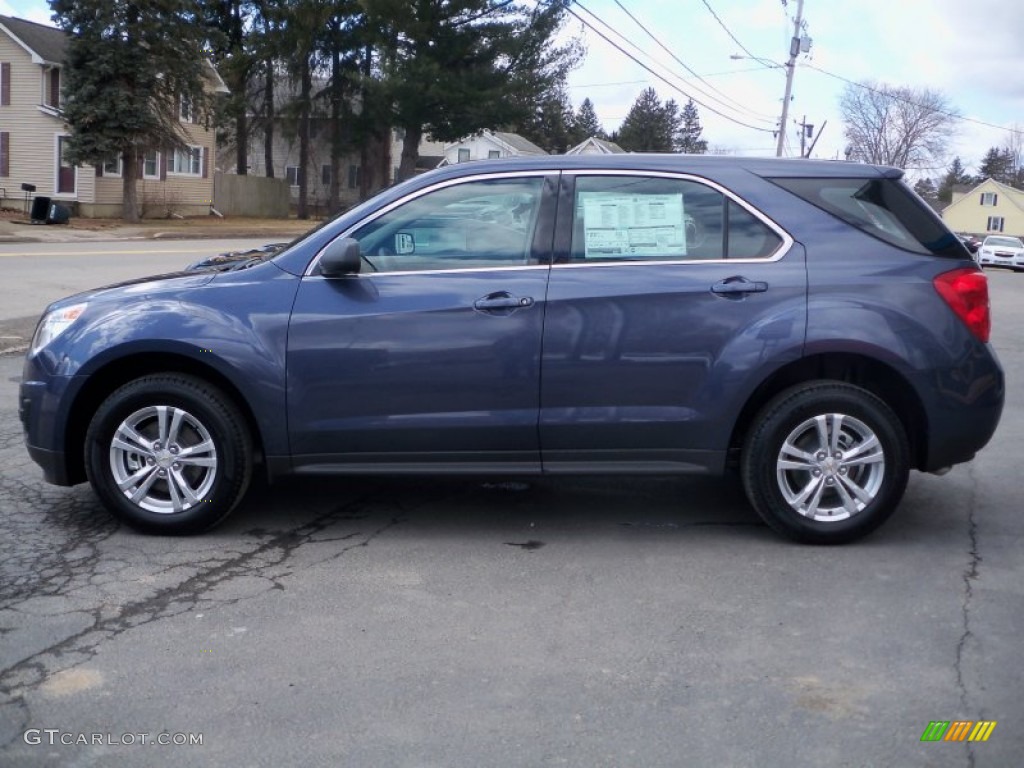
[616,88,680,152]
[574,97,604,140]
[913,177,938,205]
[675,98,707,154]
[52,0,211,222]
[514,84,576,154]
[977,146,1015,185]
[937,156,972,204]
[363,0,581,180]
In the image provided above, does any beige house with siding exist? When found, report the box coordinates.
[0,15,227,218]
[942,178,1024,238]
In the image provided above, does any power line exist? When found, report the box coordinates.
[698,0,759,61]
[610,0,776,121]
[803,63,1024,136]
[574,1,774,126]
[567,1,775,133]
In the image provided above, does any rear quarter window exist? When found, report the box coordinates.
[769,177,968,258]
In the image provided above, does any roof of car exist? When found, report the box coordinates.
[424,153,902,181]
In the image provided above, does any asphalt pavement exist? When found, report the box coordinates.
[0,248,1021,766]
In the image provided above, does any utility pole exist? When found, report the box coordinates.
[776,0,805,157]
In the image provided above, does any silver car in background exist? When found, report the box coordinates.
[977,235,1024,271]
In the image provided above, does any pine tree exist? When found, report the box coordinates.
[977,146,1015,185]
[574,98,604,141]
[937,156,972,204]
[616,88,679,152]
[515,84,576,154]
[364,0,581,180]
[675,99,707,154]
[52,0,211,222]
[913,177,938,205]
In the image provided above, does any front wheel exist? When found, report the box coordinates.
[85,374,253,534]
[741,382,910,544]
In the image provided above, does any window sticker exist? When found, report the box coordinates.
[579,192,686,258]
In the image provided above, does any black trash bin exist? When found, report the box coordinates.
[46,202,70,225]
[30,196,51,222]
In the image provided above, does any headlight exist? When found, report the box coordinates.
[30,303,88,354]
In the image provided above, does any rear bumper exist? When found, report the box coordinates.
[920,346,1005,471]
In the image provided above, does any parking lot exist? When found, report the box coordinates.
[0,250,1021,766]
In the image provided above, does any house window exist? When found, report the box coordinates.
[1,62,10,107]
[457,148,470,163]
[347,164,360,189]
[980,192,998,206]
[180,94,194,123]
[986,216,1004,232]
[285,165,300,187]
[45,68,60,108]
[488,150,501,159]
[171,145,202,175]
[321,164,332,187]
[102,157,122,177]
[143,150,160,179]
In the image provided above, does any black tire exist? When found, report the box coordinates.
[85,374,253,534]
[741,381,909,544]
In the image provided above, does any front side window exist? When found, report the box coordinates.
[286,166,300,187]
[171,146,201,175]
[980,192,997,206]
[568,175,782,263]
[987,216,1004,232]
[457,148,470,163]
[102,157,122,176]
[347,176,545,273]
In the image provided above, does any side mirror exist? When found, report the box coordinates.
[319,237,362,277]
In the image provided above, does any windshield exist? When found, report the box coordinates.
[984,236,1023,248]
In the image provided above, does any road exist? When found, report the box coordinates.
[0,245,1022,766]
[0,240,275,346]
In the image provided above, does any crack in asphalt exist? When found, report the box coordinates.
[956,464,982,768]
[0,489,411,750]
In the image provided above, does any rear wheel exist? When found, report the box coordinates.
[85,374,252,534]
[741,382,909,544]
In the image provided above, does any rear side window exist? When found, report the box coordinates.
[569,175,783,263]
[770,177,966,258]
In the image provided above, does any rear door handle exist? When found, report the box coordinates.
[711,277,768,297]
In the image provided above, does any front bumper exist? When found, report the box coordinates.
[20,363,85,487]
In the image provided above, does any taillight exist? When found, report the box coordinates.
[933,268,990,343]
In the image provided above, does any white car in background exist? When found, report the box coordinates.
[977,235,1024,271]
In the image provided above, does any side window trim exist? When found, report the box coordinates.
[554,170,793,267]
[308,170,557,276]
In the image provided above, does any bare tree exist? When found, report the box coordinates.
[840,82,959,169]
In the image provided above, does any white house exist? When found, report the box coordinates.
[439,130,547,166]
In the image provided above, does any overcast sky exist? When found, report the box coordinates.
[3,0,1022,178]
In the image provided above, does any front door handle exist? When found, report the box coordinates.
[711,277,768,298]
[473,292,534,312]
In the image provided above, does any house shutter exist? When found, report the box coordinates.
[160,151,167,181]
[979,193,983,205]
[96,163,103,177]
[1,63,10,106]
[137,153,144,179]
[0,132,8,177]
[993,194,998,206]
[201,147,208,178]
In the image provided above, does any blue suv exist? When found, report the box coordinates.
[19,156,1004,543]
